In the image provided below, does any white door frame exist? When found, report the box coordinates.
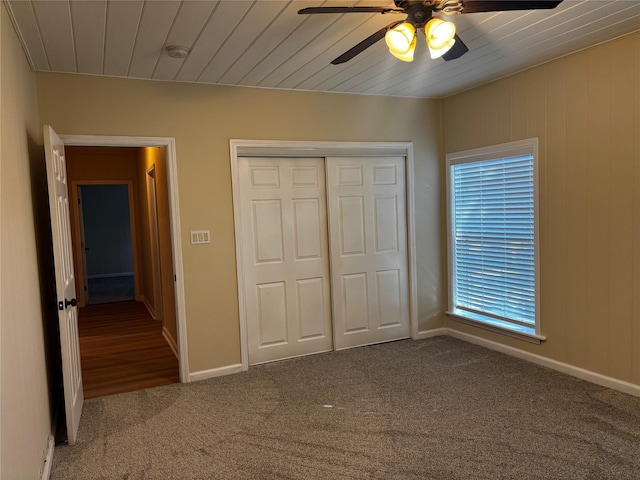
[60,134,190,382]
[230,139,418,372]
[146,165,164,320]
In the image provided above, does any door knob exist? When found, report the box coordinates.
[58,298,77,310]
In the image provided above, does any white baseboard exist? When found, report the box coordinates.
[415,327,448,340]
[162,327,179,360]
[445,328,640,398]
[183,327,640,398]
[40,435,54,480]
[87,272,133,279]
[189,364,243,382]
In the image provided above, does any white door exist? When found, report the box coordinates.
[239,157,333,365]
[327,156,410,349]
[44,125,84,444]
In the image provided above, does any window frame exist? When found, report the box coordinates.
[445,138,544,343]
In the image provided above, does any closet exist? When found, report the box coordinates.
[233,142,414,366]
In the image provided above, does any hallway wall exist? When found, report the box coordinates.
[137,147,177,345]
[80,184,133,277]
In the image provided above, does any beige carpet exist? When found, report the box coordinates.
[51,336,640,479]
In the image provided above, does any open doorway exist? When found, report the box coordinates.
[78,183,136,304]
[65,145,180,398]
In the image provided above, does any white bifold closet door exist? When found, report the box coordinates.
[238,155,410,365]
[238,157,333,365]
[326,156,410,350]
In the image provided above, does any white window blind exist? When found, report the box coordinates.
[447,139,539,336]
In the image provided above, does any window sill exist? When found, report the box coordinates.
[446,309,546,345]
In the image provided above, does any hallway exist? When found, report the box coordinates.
[79,301,179,399]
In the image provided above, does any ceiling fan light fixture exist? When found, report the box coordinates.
[425,18,456,50]
[385,22,416,54]
[389,35,416,62]
[301,0,565,66]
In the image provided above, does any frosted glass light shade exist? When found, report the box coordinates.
[425,18,456,50]
[425,18,456,58]
[428,38,455,58]
[390,36,416,62]
[385,23,416,54]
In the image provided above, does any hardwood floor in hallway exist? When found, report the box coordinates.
[79,301,179,399]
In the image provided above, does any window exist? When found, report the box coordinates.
[446,138,542,341]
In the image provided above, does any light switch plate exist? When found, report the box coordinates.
[190,230,211,245]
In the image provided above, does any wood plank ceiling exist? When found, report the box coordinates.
[6,0,640,98]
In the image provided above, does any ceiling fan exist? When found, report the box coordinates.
[299,0,564,64]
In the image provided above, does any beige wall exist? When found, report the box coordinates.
[36,74,444,373]
[0,4,52,478]
[442,32,640,385]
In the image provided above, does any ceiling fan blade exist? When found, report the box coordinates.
[442,34,469,61]
[460,0,563,14]
[331,21,403,65]
[298,6,403,15]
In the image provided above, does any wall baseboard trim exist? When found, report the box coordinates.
[183,328,640,398]
[445,328,640,398]
[189,364,243,382]
[40,435,55,480]
[415,328,448,340]
[87,272,134,279]
[162,327,179,360]
[141,296,157,320]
